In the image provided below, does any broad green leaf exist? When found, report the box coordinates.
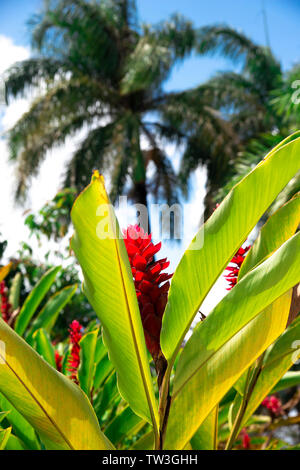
[132,431,154,450]
[94,372,120,421]
[161,135,300,363]
[71,172,159,432]
[0,393,40,449]
[190,407,218,450]
[233,193,300,395]
[93,353,114,390]
[105,406,144,446]
[272,371,300,393]
[27,284,77,342]
[238,316,300,429]
[94,335,108,364]
[4,432,27,450]
[164,232,300,449]
[33,329,56,368]
[0,426,11,449]
[0,318,113,450]
[15,266,61,336]
[78,329,99,396]
[239,192,300,279]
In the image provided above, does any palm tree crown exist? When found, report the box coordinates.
[5,0,238,226]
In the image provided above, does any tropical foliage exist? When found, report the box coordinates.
[0,135,299,450]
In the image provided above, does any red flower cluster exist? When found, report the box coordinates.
[0,280,11,323]
[123,225,172,358]
[261,395,283,416]
[241,428,251,449]
[55,350,63,372]
[224,245,251,290]
[67,320,83,383]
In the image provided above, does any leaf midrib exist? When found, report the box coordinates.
[113,234,158,432]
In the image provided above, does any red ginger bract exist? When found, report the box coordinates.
[224,245,251,290]
[68,320,83,383]
[123,225,172,359]
[261,395,283,416]
[0,280,12,323]
[55,350,63,372]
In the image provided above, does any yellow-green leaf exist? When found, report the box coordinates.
[15,266,61,336]
[164,232,300,449]
[0,318,113,450]
[161,135,300,364]
[71,172,158,434]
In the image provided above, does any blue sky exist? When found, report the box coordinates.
[0,0,299,91]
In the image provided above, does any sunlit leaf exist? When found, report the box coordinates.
[161,135,300,364]
[0,318,113,450]
[71,171,159,434]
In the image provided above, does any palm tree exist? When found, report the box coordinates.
[5,0,239,228]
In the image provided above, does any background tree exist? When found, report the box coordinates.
[5,0,239,227]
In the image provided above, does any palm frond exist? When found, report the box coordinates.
[197,25,282,91]
[121,14,196,94]
[63,121,116,192]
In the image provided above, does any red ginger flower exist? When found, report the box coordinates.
[0,280,12,323]
[224,245,251,290]
[241,428,251,449]
[261,395,283,416]
[123,225,172,359]
[67,320,83,383]
[55,350,63,372]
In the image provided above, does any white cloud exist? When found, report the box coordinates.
[0,35,76,260]
[0,35,30,75]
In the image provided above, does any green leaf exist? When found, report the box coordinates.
[233,192,300,396]
[78,329,99,396]
[0,410,10,424]
[0,427,11,449]
[93,354,114,390]
[272,371,300,393]
[71,172,159,434]
[4,432,27,450]
[105,406,144,446]
[14,266,61,336]
[0,393,40,449]
[239,192,300,279]
[132,431,154,450]
[33,329,56,368]
[0,318,113,450]
[27,284,77,342]
[161,135,300,363]
[238,316,300,428]
[190,407,218,450]
[164,232,300,449]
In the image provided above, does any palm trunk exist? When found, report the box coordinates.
[134,180,151,234]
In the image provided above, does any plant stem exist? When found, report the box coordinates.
[155,360,172,450]
[225,354,265,450]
